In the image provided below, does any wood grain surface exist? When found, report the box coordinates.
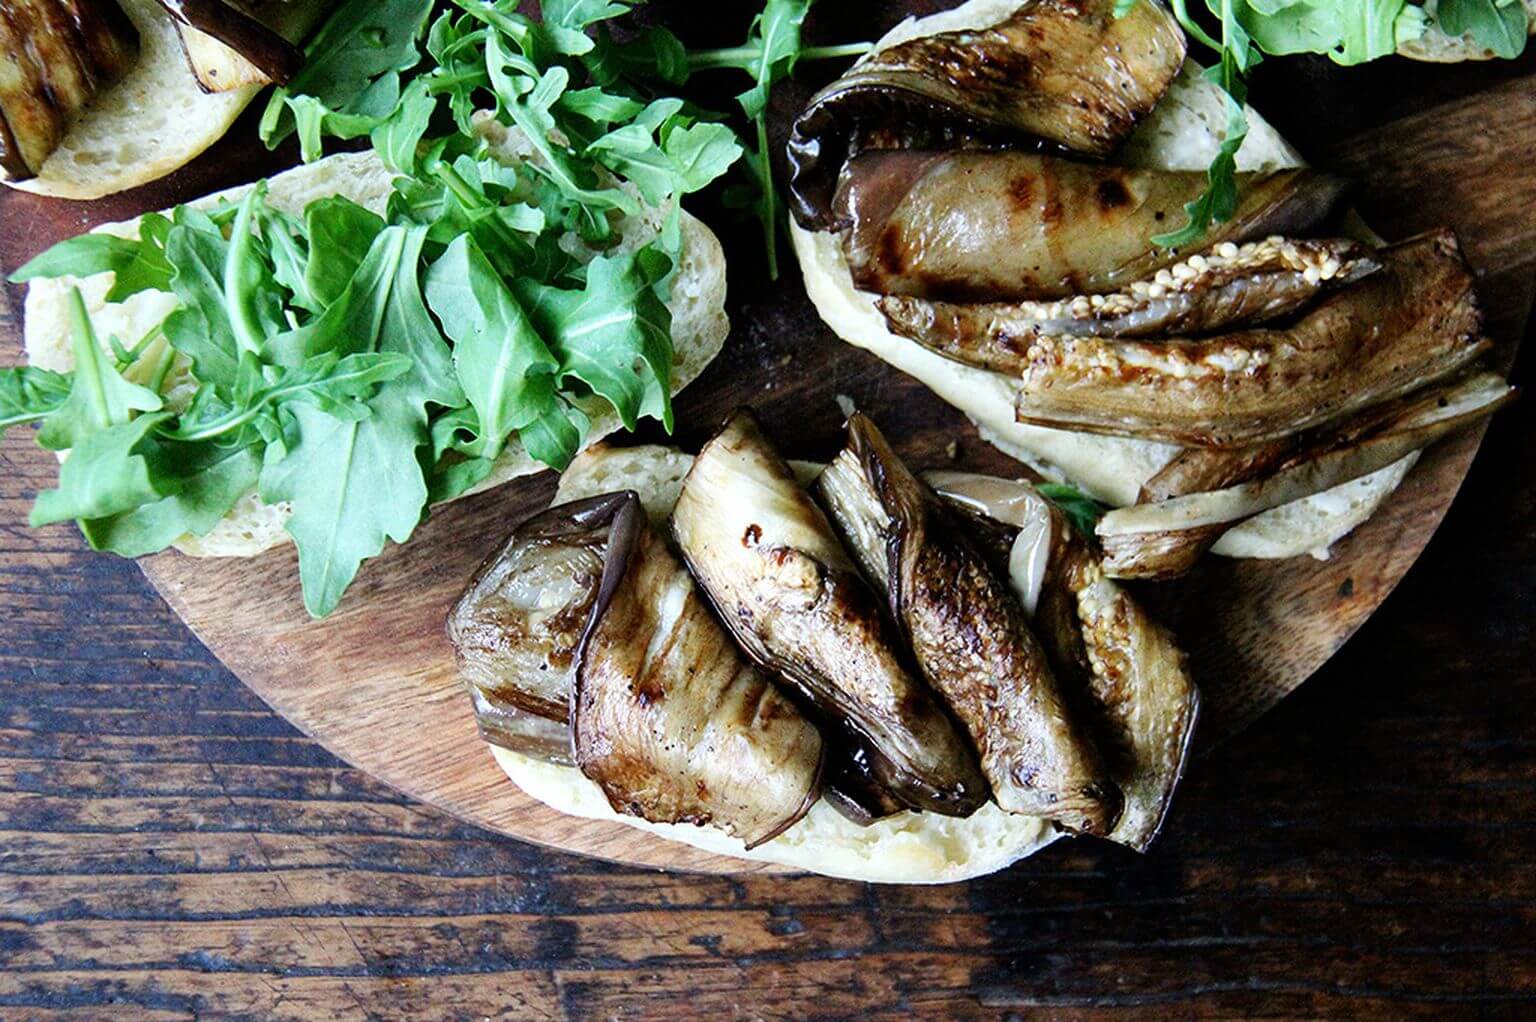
[2,8,1535,1015]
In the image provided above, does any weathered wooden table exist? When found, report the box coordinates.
[1,18,1534,1019]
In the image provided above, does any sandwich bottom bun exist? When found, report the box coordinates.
[484,443,1056,885]
[7,0,262,201]
[23,125,730,558]
[792,56,1415,563]
[1398,0,1536,62]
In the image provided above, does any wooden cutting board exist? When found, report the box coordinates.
[1,28,1532,876]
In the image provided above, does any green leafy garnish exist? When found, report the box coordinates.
[1037,483,1109,539]
[6,0,872,616]
[1128,0,1528,246]
[686,1,871,277]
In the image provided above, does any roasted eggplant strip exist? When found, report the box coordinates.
[471,695,575,767]
[573,495,824,849]
[673,410,989,817]
[880,238,1381,369]
[448,493,625,751]
[819,415,1121,834]
[155,0,303,87]
[821,741,907,825]
[833,150,1350,303]
[787,0,1187,230]
[927,472,1200,851]
[1013,230,1489,447]
[0,0,139,179]
[1096,371,1516,578]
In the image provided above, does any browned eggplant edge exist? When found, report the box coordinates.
[155,0,304,84]
[565,489,825,849]
[673,408,991,820]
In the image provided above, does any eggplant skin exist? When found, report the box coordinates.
[1013,229,1489,447]
[1097,372,1518,580]
[573,498,824,850]
[673,409,989,818]
[787,0,1187,230]
[0,0,139,179]
[819,414,1122,835]
[927,473,1200,852]
[1043,540,1199,852]
[448,493,628,741]
[880,238,1380,371]
[834,150,1351,303]
[157,0,305,89]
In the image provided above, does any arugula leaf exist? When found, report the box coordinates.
[736,0,813,121]
[37,290,163,453]
[80,444,263,558]
[260,0,435,158]
[1152,61,1250,247]
[260,227,459,617]
[1152,0,1256,247]
[518,397,590,469]
[1037,483,1109,539]
[31,412,180,527]
[688,0,813,278]
[585,99,743,209]
[483,32,637,240]
[161,222,244,396]
[304,197,387,309]
[514,245,675,432]
[166,352,411,443]
[424,235,561,461]
[224,188,285,359]
[372,77,438,174]
[1438,0,1529,57]
[9,235,140,285]
[0,367,72,434]
[259,394,430,618]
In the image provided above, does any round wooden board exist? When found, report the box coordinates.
[1,27,1532,877]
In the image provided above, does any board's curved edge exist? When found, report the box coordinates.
[139,555,797,876]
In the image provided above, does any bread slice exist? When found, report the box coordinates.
[485,441,1057,884]
[792,2,1416,563]
[22,126,730,557]
[7,0,270,200]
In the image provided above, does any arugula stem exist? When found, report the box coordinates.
[431,162,530,259]
[443,0,532,47]
[1167,0,1223,52]
[754,117,778,281]
[114,324,166,374]
[147,342,177,399]
[688,41,871,70]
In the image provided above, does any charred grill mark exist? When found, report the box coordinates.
[1095,176,1131,212]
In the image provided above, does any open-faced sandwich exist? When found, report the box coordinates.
[449,411,1200,883]
[788,0,1517,581]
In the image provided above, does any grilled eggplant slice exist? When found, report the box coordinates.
[821,741,907,825]
[928,472,1200,851]
[448,494,624,753]
[832,150,1350,303]
[1096,372,1517,579]
[156,0,304,90]
[573,495,824,849]
[880,238,1380,370]
[787,0,1187,230]
[818,414,1121,834]
[674,410,989,817]
[1012,230,1489,447]
[0,0,138,179]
